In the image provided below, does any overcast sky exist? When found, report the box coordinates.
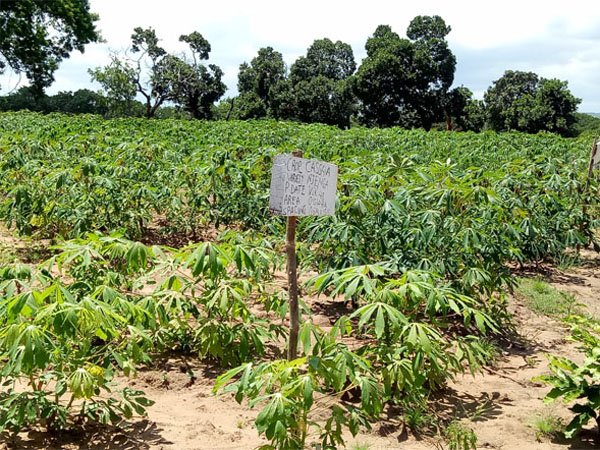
[2,0,600,111]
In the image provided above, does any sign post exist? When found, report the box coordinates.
[269,152,338,360]
[588,138,599,178]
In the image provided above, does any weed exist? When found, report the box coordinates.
[350,444,371,450]
[478,338,502,366]
[445,420,477,450]
[525,356,538,368]
[529,412,564,441]
[517,278,582,316]
[403,401,436,432]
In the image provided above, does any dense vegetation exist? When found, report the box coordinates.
[1,1,583,136]
[0,112,598,447]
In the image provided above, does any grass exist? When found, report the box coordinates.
[350,444,371,450]
[517,278,580,316]
[529,412,565,441]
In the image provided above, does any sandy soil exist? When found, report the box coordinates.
[1,233,599,449]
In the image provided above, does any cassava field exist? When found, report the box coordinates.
[0,111,599,449]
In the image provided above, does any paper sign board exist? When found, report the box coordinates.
[269,155,338,216]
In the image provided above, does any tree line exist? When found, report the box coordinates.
[0,1,583,136]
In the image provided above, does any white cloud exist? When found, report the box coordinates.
[2,0,600,111]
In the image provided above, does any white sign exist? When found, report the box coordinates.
[269,155,338,216]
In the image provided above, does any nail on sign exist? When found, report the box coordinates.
[269,155,338,216]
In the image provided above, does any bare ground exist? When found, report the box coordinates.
[1,231,599,449]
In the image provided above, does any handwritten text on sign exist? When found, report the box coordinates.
[269,155,338,216]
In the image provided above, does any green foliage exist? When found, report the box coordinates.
[517,278,581,316]
[214,328,381,449]
[0,0,100,91]
[536,316,600,438]
[89,56,139,117]
[0,249,155,432]
[89,27,225,119]
[573,113,600,139]
[0,230,287,433]
[1,112,599,445]
[445,421,477,450]
[289,39,357,128]
[237,47,287,118]
[484,70,581,136]
[530,412,565,440]
[354,17,456,129]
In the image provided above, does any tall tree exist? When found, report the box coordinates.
[409,16,456,130]
[289,38,355,83]
[89,56,139,117]
[237,47,287,119]
[166,32,226,120]
[484,70,580,135]
[0,0,100,92]
[89,28,225,119]
[289,38,357,128]
[354,17,456,130]
[535,78,581,135]
[484,70,539,131]
[354,25,419,127]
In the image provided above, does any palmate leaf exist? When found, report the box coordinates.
[68,368,96,399]
[0,323,55,374]
[307,264,387,300]
[125,241,152,271]
[349,302,408,339]
[184,242,229,279]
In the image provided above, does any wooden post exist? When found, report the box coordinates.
[588,138,598,178]
[286,150,302,361]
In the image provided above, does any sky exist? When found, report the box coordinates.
[2,0,600,111]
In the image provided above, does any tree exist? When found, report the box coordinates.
[354,17,456,130]
[410,17,456,130]
[45,89,107,115]
[354,25,420,128]
[167,32,226,120]
[89,56,139,117]
[484,70,580,135]
[458,99,486,132]
[289,38,355,83]
[232,92,267,120]
[484,70,539,131]
[437,87,486,132]
[127,27,172,118]
[237,47,287,118]
[407,15,451,40]
[267,79,296,120]
[289,38,357,128]
[0,86,41,111]
[292,76,355,127]
[89,28,225,119]
[535,78,580,135]
[0,0,100,92]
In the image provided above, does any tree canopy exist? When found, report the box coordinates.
[289,38,356,128]
[237,47,287,118]
[0,0,100,92]
[0,9,587,136]
[89,27,225,119]
[484,70,581,136]
[354,16,456,129]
